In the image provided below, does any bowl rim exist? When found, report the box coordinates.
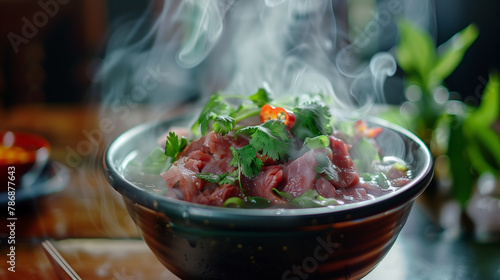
[103,116,433,226]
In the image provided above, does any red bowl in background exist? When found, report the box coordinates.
[1,131,51,191]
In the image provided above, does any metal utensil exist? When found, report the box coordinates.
[22,147,50,188]
[41,240,82,280]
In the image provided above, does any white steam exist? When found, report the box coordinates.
[176,0,229,68]
[97,0,436,127]
[91,0,436,236]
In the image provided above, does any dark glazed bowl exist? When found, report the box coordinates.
[103,116,433,280]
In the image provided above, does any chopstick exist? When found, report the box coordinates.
[41,240,82,280]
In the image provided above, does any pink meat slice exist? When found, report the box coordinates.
[209,184,240,206]
[279,150,318,198]
[201,157,233,175]
[184,150,212,172]
[243,165,286,204]
[315,177,336,198]
[337,185,370,201]
[161,132,249,203]
[328,136,359,188]
[204,132,248,159]
[177,135,208,158]
[160,163,204,202]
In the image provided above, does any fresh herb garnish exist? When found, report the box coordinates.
[273,189,338,208]
[191,93,236,136]
[375,172,390,189]
[223,196,271,208]
[291,100,333,141]
[165,132,188,162]
[361,172,390,189]
[303,135,330,150]
[229,145,263,179]
[235,120,291,162]
[314,153,340,182]
[196,171,238,186]
[249,88,271,107]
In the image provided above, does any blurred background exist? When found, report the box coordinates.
[0,0,499,109]
[1,1,500,279]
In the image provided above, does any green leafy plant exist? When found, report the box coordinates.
[384,19,481,209]
[464,72,500,177]
[387,19,479,145]
[396,19,479,94]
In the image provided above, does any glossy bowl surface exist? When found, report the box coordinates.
[103,116,433,280]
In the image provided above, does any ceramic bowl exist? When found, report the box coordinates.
[103,116,433,280]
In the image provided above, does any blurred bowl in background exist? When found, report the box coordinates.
[1,131,51,190]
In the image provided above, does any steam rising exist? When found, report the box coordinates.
[176,0,227,68]
[96,0,421,127]
[93,0,435,234]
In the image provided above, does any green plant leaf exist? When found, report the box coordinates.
[447,114,474,208]
[376,106,414,131]
[469,72,500,126]
[463,72,500,175]
[466,127,500,175]
[431,24,479,83]
[396,19,436,91]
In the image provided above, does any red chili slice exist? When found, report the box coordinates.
[259,104,295,129]
[354,120,382,138]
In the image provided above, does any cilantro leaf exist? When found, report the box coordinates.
[249,88,271,107]
[196,172,224,183]
[211,114,235,135]
[235,120,291,161]
[196,171,237,186]
[165,132,188,161]
[230,145,263,178]
[192,93,235,135]
[314,153,340,182]
[291,101,333,141]
[219,171,238,185]
[304,135,330,150]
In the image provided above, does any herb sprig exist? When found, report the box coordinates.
[165,132,188,162]
[291,97,333,142]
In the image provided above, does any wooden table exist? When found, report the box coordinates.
[0,104,180,279]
